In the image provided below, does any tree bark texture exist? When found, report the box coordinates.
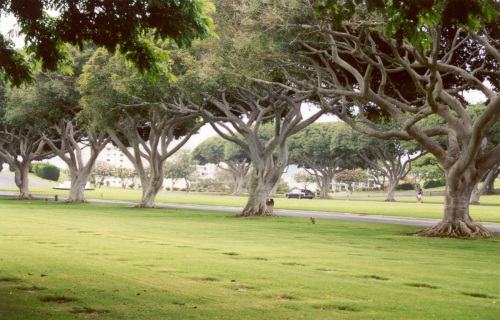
[385,178,399,202]
[417,168,496,238]
[14,161,34,200]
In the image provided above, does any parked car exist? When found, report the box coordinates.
[285,189,315,199]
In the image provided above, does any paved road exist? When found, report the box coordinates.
[0,171,54,188]
[1,190,499,233]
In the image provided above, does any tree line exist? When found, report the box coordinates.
[2,0,500,238]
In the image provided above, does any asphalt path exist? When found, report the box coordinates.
[0,171,54,188]
[1,190,499,233]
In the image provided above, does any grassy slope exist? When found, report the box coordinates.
[0,199,499,319]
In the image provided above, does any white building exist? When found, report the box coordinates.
[99,145,135,169]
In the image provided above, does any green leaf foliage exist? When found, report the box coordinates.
[0,0,214,85]
[314,0,500,47]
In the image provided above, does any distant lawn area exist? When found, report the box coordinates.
[0,198,499,319]
[4,186,500,223]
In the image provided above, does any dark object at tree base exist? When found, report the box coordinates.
[63,199,89,203]
[234,210,279,217]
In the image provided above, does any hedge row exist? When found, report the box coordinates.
[33,163,60,181]
[396,183,415,191]
[423,180,446,188]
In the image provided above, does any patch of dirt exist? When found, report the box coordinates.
[462,292,497,299]
[273,294,293,301]
[314,304,359,312]
[70,307,102,315]
[361,275,389,281]
[14,286,44,293]
[405,283,439,289]
[39,296,76,304]
[0,277,20,282]
[193,277,218,282]
[281,262,307,267]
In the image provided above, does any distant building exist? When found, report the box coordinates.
[98,145,134,169]
[197,164,217,179]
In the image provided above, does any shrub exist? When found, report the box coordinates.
[396,183,415,191]
[424,180,445,188]
[165,187,171,191]
[34,163,60,181]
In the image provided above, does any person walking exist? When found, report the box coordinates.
[346,187,351,201]
[417,188,423,203]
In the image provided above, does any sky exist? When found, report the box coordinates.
[1,14,23,47]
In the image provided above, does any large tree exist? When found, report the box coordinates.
[4,47,112,202]
[78,49,204,208]
[193,135,251,195]
[160,0,328,216]
[0,81,56,199]
[333,124,425,201]
[0,0,214,86]
[263,0,500,237]
[169,84,325,216]
[288,122,363,198]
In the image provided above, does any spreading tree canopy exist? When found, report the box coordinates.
[257,0,500,237]
[0,0,214,86]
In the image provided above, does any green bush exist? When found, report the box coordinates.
[396,183,416,191]
[424,180,445,188]
[34,163,60,181]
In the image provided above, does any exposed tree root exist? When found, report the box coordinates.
[384,198,396,202]
[134,203,158,209]
[234,210,279,217]
[15,193,36,200]
[415,220,497,238]
[63,199,89,203]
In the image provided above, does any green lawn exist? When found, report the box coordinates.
[0,198,499,319]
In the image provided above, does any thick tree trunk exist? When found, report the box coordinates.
[136,184,160,208]
[136,163,164,208]
[484,165,499,195]
[385,178,398,202]
[318,174,332,198]
[237,173,274,216]
[417,171,496,238]
[236,150,285,217]
[14,162,34,200]
[231,173,245,196]
[469,166,500,204]
[469,185,481,205]
[269,178,280,196]
[485,178,496,194]
[65,167,92,203]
